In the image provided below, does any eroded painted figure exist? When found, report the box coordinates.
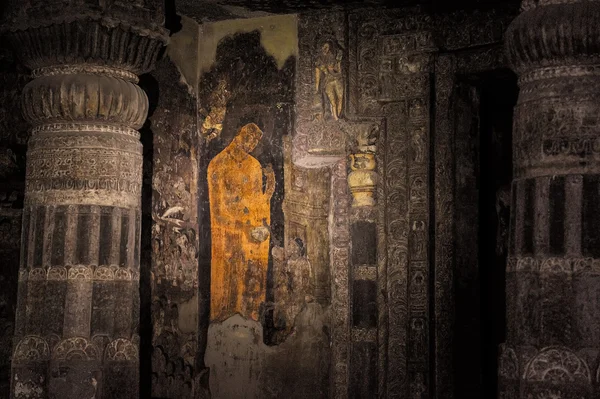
[208,123,275,322]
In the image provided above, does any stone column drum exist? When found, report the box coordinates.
[500,0,600,398]
[2,3,167,398]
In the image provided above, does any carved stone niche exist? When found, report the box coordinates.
[345,121,380,208]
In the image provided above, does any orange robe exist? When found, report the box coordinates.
[208,142,271,322]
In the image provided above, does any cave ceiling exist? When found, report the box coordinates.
[176,0,520,22]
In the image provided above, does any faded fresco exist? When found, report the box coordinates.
[208,123,274,322]
[196,14,334,399]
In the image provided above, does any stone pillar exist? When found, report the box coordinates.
[1,3,167,398]
[500,1,600,397]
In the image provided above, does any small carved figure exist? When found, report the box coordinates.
[412,126,426,163]
[315,41,344,121]
[411,220,427,258]
[355,123,378,153]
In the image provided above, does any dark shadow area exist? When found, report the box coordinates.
[0,40,29,399]
[177,0,520,20]
[452,69,517,399]
[137,71,160,399]
[478,71,517,399]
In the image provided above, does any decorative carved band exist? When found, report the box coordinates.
[542,137,600,157]
[512,93,600,178]
[28,134,140,153]
[499,345,595,388]
[519,65,600,85]
[6,18,167,75]
[53,337,100,361]
[521,0,600,12]
[24,189,141,209]
[25,142,143,204]
[32,65,139,84]
[506,1,600,73]
[18,265,140,282]
[517,76,600,102]
[31,123,140,139]
[507,256,600,274]
[352,328,377,343]
[354,265,377,281]
[12,335,140,363]
[22,74,148,129]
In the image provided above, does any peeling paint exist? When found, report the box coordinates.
[198,14,298,78]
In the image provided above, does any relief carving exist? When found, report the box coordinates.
[105,338,139,361]
[12,336,50,363]
[524,347,591,383]
[315,40,345,121]
[52,337,100,361]
[348,123,379,207]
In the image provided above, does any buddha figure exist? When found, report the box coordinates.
[208,123,275,322]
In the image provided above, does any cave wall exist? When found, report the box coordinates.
[195,14,335,399]
[144,15,203,398]
[0,4,521,399]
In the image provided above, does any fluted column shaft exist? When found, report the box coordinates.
[2,9,167,399]
[500,1,600,398]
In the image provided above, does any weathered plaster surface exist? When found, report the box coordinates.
[167,15,200,92]
[198,14,298,76]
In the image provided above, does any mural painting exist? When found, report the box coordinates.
[208,123,275,322]
[197,15,331,399]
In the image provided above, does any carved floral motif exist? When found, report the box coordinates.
[12,336,50,363]
[524,348,591,383]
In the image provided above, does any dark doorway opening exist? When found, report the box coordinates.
[478,72,517,399]
[452,69,518,399]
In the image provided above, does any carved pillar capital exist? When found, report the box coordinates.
[505,0,600,179]
[506,0,600,75]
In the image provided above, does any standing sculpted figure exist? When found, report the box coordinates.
[315,41,344,120]
[208,123,275,321]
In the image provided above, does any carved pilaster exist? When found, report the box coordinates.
[2,3,167,398]
[502,1,600,398]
